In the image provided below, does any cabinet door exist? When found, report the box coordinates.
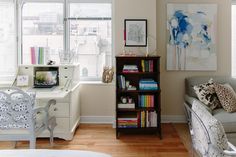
[54,118,70,132]
[49,103,69,117]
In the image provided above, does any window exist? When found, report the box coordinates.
[21,2,64,65]
[0,0,16,82]
[69,3,112,79]
[19,0,112,81]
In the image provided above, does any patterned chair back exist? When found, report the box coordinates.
[0,87,35,130]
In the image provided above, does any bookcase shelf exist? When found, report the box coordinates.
[115,56,161,139]
[117,89,161,93]
[117,107,157,112]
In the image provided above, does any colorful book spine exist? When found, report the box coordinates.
[30,47,36,64]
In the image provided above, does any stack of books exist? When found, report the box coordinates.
[138,95,155,107]
[139,79,158,90]
[141,60,153,72]
[123,65,138,73]
[138,111,157,128]
[30,46,49,65]
[118,117,138,128]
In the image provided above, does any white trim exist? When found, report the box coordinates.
[80,116,114,124]
[80,115,187,126]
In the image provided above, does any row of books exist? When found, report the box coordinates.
[117,75,126,89]
[139,111,157,128]
[123,65,138,73]
[141,60,154,72]
[30,46,49,65]
[117,111,157,128]
[139,79,158,90]
[138,95,155,107]
[117,117,138,128]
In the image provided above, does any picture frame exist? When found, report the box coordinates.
[17,75,29,87]
[124,19,147,47]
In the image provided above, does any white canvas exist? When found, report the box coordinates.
[167,4,217,71]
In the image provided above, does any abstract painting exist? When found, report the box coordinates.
[167,4,217,70]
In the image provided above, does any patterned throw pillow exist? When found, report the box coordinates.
[193,78,221,110]
[192,100,229,155]
[214,83,236,113]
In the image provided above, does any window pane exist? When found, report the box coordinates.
[232,5,236,77]
[22,3,63,65]
[69,3,112,79]
[0,1,16,81]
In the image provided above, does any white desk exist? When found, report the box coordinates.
[24,86,70,99]
[18,64,80,140]
[21,84,80,140]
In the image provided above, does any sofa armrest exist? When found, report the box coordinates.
[185,94,212,114]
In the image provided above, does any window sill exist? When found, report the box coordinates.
[79,81,115,86]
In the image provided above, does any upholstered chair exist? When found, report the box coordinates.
[185,101,236,157]
[0,87,56,149]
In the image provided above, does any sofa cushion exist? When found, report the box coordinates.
[213,108,236,133]
[214,83,236,113]
[192,100,229,154]
[193,78,221,110]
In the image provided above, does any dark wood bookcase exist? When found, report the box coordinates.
[115,56,161,139]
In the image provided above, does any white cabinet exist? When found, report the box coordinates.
[18,64,80,140]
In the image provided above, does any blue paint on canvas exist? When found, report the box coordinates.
[168,10,211,50]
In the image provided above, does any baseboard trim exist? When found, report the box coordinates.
[80,115,187,125]
[80,116,115,124]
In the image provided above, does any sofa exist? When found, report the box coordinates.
[185,76,236,145]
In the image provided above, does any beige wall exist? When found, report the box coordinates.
[80,0,157,118]
[80,0,231,119]
[157,0,231,115]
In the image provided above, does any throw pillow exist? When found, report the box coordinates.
[193,78,221,110]
[214,83,236,113]
[192,100,229,155]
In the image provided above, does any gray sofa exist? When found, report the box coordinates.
[185,76,236,145]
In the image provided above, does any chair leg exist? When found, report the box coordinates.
[30,138,36,149]
[12,141,17,148]
[49,128,54,146]
[48,116,56,147]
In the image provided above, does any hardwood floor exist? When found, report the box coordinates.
[0,123,191,157]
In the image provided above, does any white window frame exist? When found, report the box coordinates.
[68,0,113,81]
[17,0,114,81]
[0,0,18,83]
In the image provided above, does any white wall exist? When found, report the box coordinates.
[79,0,231,123]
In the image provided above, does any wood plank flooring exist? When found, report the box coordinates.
[0,123,191,157]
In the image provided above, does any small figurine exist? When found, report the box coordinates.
[102,66,114,83]
[47,60,55,65]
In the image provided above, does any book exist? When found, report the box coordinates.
[30,47,36,64]
[118,103,135,109]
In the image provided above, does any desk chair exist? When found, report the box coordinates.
[185,101,236,157]
[0,87,56,149]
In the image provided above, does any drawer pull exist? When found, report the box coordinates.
[54,108,58,111]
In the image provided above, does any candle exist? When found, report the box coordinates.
[146,36,149,57]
